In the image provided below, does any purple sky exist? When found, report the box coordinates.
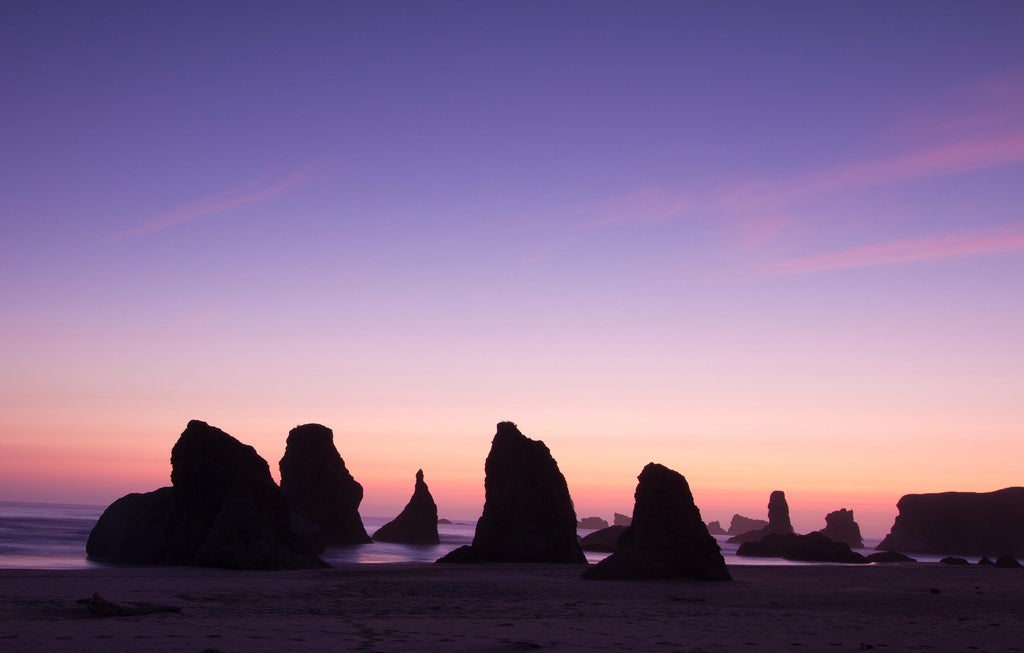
[2,1,1023,536]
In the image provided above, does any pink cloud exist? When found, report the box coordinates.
[719,131,1024,215]
[113,166,315,239]
[758,225,1024,277]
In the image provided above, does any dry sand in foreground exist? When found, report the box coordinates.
[1,563,1022,652]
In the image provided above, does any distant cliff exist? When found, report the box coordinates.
[878,488,1024,556]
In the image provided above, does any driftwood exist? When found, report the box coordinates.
[78,592,182,617]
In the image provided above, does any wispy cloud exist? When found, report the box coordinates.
[113,166,315,239]
[719,131,1024,215]
[575,189,690,229]
[757,225,1024,277]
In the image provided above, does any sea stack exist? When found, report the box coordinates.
[706,521,726,535]
[372,470,440,544]
[877,488,1024,556]
[279,423,371,545]
[727,514,768,535]
[437,422,586,563]
[86,420,324,569]
[817,508,864,548]
[727,490,794,543]
[584,463,731,581]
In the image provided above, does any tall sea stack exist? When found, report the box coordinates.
[584,463,730,581]
[727,490,794,543]
[279,423,371,545]
[437,422,585,563]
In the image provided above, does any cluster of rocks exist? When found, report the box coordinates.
[87,418,1024,575]
[87,420,326,569]
[713,493,872,564]
[727,491,794,543]
[87,420,439,569]
[940,555,1021,567]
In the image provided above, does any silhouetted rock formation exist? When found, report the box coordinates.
[995,555,1021,568]
[437,422,585,563]
[977,556,995,566]
[583,463,731,581]
[579,525,627,552]
[727,514,768,535]
[877,488,1024,556]
[866,551,916,563]
[578,516,610,529]
[613,513,632,527]
[279,423,371,545]
[372,470,440,544]
[437,518,453,525]
[816,508,863,548]
[706,521,726,535]
[727,491,794,543]
[87,420,324,569]
[940,556,970,566]
[737,532,868,564]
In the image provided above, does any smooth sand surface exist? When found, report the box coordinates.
[2,563,1022,651]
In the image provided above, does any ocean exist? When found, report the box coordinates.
[0,501,901,569]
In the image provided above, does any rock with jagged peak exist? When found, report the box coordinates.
[373,469,440,544]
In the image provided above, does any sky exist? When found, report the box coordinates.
[2,1,1023,538]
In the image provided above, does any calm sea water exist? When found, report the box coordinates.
[0,501,913,569]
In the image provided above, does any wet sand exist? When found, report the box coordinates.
[1,563,1022,651]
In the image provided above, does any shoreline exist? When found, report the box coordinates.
[2,563,1022,651]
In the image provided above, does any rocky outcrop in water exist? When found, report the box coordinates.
[737,532,867,564]
[437,422,585,563]
[578,516,609,529]
[816,508,863,548]
[579,525,627,552]
[583,463,731,581]
[727,491,794,543]
[372,470,440,544]
[279,423,371,545]
[86,420,324,569]
[613,513,632,527]
[706,521,726,535]
[866,551,916,563]
[877,488,1024,556]
[726,514,768,535]
[940,556,970,566]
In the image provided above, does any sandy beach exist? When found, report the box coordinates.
[1,563,1021,652]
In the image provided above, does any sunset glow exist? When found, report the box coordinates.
[2,2,1022,539]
